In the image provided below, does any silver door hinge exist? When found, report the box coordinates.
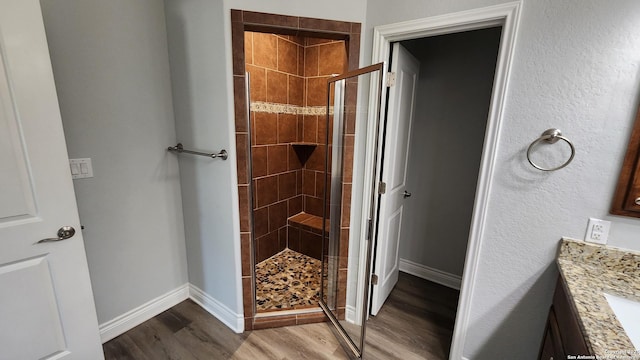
[366,219,372,240]
[386,72,396,87]
[371,274,379,285]
[378,181,386,194]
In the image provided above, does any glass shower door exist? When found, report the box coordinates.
[319,63,385,358]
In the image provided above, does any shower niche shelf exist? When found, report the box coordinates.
[290,142,317,166]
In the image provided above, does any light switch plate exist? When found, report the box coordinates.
[69,158,94,179]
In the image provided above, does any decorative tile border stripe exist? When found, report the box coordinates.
[251,101,332,115]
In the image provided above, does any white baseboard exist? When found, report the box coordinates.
[98,283,245,343]
[99,284,189,343]
[399,258,461,290]
[189,284,244,333]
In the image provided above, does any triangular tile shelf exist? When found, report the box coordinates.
[291,143,317,166]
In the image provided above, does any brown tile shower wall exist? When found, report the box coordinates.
[232,8,360,330]
[246,32,305,263]
[301,39,347,218]
[247,32,348,263]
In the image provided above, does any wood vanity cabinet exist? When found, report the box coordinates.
[538,276,592,360]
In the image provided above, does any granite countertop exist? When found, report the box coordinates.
[557,238,640,357]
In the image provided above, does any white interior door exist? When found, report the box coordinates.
[0,1,103,359]
[370,43,420,316]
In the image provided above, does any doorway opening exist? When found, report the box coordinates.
[363,3,521,359]
[230,9,362,330]
[243,31,347,314]
[367,26,503,359]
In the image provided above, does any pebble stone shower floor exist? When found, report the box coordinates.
[255,248,322,312]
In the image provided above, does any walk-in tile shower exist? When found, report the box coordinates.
[244,31,347,313]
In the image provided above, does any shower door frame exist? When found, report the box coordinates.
[319,63,385,358]
[230,9,362,331]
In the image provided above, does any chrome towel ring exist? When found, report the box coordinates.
[526,128,575,171]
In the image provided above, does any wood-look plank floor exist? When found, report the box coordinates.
[103,272,459,360]
[364,272,459,359]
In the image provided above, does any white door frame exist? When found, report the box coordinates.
[363,2,522,359]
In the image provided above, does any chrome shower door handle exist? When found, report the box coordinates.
[403,190,412,198]
[37,226,76,244]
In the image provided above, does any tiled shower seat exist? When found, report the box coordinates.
[287,212,328,260]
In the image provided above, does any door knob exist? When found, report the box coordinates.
[635,197,640,206]
[37,226,76,244]
[403,190,412,198]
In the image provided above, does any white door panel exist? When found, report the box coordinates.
[0,256,67,360]
[382,208,402,279]
[0,31,37,223]
[389,70,414,191]
[0,0,103,358]
[371,43,420,315]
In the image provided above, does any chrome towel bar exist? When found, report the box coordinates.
[167,143,228,160]
[526,128,574,171]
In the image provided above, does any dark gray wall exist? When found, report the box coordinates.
[399,28,501,277]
